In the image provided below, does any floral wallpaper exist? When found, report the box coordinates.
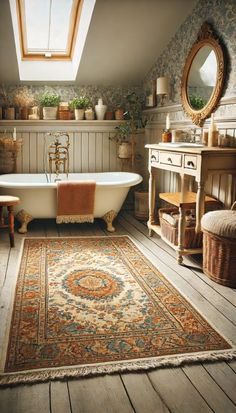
[1,0,236,117]
[0,83,143,113]
[143,0,236,104]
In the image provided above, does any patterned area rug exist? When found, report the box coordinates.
[1,236,235,385]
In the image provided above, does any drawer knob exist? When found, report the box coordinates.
[151,155,157,161]
[167,157,172,163]
[187,160,194,167]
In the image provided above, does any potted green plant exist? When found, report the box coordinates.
[69,96,91,120]
[39,92,60,120]
[111,122,132,159]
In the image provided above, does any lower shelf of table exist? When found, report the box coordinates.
[147,222,203,256]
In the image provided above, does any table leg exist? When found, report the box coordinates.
[196,180,205,233]
[177,206,186,264]
[7,205,15,247]
[148,168,156,236]
[0,206,4,226]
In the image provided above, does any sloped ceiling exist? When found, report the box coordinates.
[0,0,198,85]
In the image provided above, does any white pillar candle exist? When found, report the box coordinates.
[166,113,170,130]
[13,127,17,141]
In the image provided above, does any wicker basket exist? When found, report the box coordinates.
[202,230,236,287]
[202,202,236,287]
[159,207,202,249]
[0,138,22,174]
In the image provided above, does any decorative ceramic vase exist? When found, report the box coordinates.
[95,98,107,120]
[115,108,124,120]
[85,108,95,120]
[118,142,132,159]
[43,107,58,120]
[74,108,85,120]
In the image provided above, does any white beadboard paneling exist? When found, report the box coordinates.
[37,133,45,173]
[88,132,96,172]
[29,132,37,173]
[0,121,135,175]
[102,132,110,171]
[74,132,82,172]
[22,132,30,173]
[67,132,74,173]
[109,132,118,172]
[81,132,89,172]
[95,132,103,172]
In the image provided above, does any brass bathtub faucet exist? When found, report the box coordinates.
[45,132,70,181]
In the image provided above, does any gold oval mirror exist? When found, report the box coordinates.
[181,23,225,126]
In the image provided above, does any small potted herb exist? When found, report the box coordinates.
[69,96,91,120]
[110,122,132,159]
[39,92,60,120]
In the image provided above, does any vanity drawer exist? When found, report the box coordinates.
[150,150,159,163]
[159,151,182,167]
[184,155,197,170]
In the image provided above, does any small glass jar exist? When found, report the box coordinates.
[162,130,172,143]
[218,134,230,147]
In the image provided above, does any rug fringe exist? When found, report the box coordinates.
[1,349,236,386]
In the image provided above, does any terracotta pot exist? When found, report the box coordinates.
[105,111,114,120]
[115,108,124,120]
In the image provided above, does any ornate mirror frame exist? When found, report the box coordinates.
[181,22,225,127]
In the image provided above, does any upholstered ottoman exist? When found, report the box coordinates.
[201,205,236,287]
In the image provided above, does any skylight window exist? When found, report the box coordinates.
[17,0,82,59]
[10,0,96,80]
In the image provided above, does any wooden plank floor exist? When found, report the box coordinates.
[0,213,236,413]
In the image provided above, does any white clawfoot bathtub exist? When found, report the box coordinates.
[0,172,143,232]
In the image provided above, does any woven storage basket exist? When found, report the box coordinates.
[159,207,202,249]
[0,139,22,174]
[202,230,236,287]
[202,202,236,287]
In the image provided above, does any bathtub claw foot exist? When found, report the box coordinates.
[102,210,117,232]
[16,209,33,234]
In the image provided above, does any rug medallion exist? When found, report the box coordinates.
[1,236,234,385]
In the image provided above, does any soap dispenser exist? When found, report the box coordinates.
[208,113,218,147]
[95,98,107,120]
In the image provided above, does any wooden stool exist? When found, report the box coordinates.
[0,195,20,247]
[159,191,221,264]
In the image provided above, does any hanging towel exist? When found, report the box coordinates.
[56,181,96,224]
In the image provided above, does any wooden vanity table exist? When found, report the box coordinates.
[146,144,236,263]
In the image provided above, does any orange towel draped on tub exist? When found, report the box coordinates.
[56,181,96,224]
